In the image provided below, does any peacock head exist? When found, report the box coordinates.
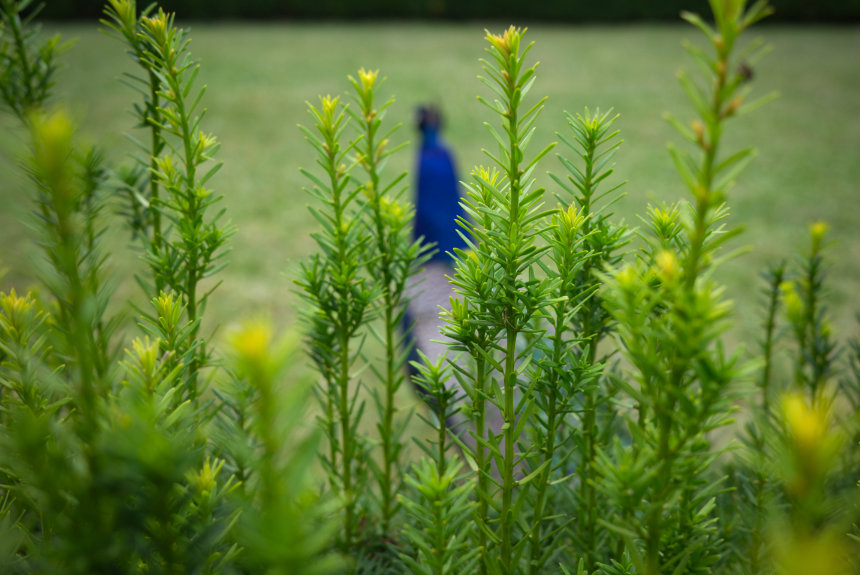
[417,105,442,136]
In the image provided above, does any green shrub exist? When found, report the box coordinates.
[1,0,858,574]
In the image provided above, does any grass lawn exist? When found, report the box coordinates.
[1,21,858,355]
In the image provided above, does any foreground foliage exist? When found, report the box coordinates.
[0,0,858,573]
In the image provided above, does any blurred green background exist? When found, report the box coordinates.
[1,21,858,353]
[35,0,860,22]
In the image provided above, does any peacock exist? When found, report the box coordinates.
[406,105,467,380]
[405,105,506,453]
[413,105,467,266]
[404,105,466,431]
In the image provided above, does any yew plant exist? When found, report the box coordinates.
[595,3,779,574]
[0,2,337,573]
[296,91,376,553]
[1,0,859,574]
[104,0,233,403]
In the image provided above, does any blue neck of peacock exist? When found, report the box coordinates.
[422,127,439,148]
